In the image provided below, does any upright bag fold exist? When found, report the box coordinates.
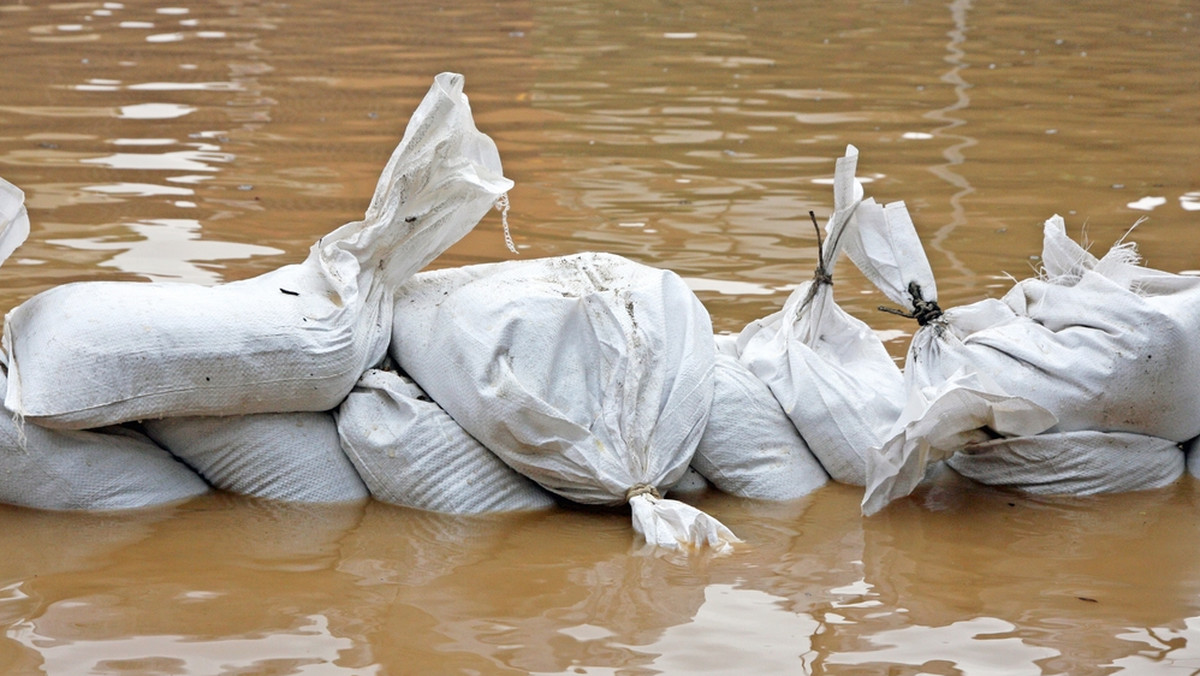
[733,145,906,486]
[2,72,513,429]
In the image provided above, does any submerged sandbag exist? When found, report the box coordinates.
[141,411,368,503]
[0,368,209,510]
[0,177,208,510]
[392,252,738,552]
[947,430,1183,496]
[734,146,905,486]
[2,72,513,429]
[691,353,828,501]
[335,367,556,514]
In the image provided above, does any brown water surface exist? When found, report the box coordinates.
[2,0,1199,673]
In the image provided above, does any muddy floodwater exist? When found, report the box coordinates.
[2,1,1200,673]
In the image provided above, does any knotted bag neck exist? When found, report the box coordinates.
[625,483,662,502]
[878,281,943,326]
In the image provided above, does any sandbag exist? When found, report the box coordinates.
[905,216,1200,443]
[141,411,368,503]
[335,367,556,514]
[0,179,207,510]
[391,252,738,552]
[734,145,905,486]
[947,430,1184,496]
[859,211,1200,513]
[1,72,513,429]
[0,177,30,267]
[0,368,209,510]
[691,353,828,500]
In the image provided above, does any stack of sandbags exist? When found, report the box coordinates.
[392,252,739,552]
[335,366,557,514]
[861,211,1195,514]
[731,145,907,487]
[0,72,513,508]
[0,179,208,510]
[0,365,210,510]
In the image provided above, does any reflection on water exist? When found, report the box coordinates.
[825,616,1059,674]
[47,217,282,283]
[10,613,363,676]
[81,146,233,172]
[1,0,1200,673]
[611,584,823,675]
[924,0,979,291]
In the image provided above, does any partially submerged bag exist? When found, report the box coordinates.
[904,217,1200,443]
[2,72,513,429]
[392,252,738,552]
[734,146,905,486]
[142,411,368,503]
[335,367,556,514]
[861,212,1200,514]
[947,430,1183,496]
[691,353,829,501]
[0,368,209,511]
[0,180,207,510]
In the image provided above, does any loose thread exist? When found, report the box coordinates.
[495,193,517,254]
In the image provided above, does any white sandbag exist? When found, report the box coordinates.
[691,353,828,500]
[141,411,368,503]
[0,177,31,267]
[858,210,1200,513]
[335,367,556,514]
[0,368,209,511]
[2,72,513,429]
[904,216,1200,443]
[947,430,1184,495]
[734,145,905,485]
[392,252,738,553]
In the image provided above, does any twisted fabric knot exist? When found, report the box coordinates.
[625,483,662,502]
[877,281,944,326]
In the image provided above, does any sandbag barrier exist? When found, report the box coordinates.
[2,75,1198,553]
